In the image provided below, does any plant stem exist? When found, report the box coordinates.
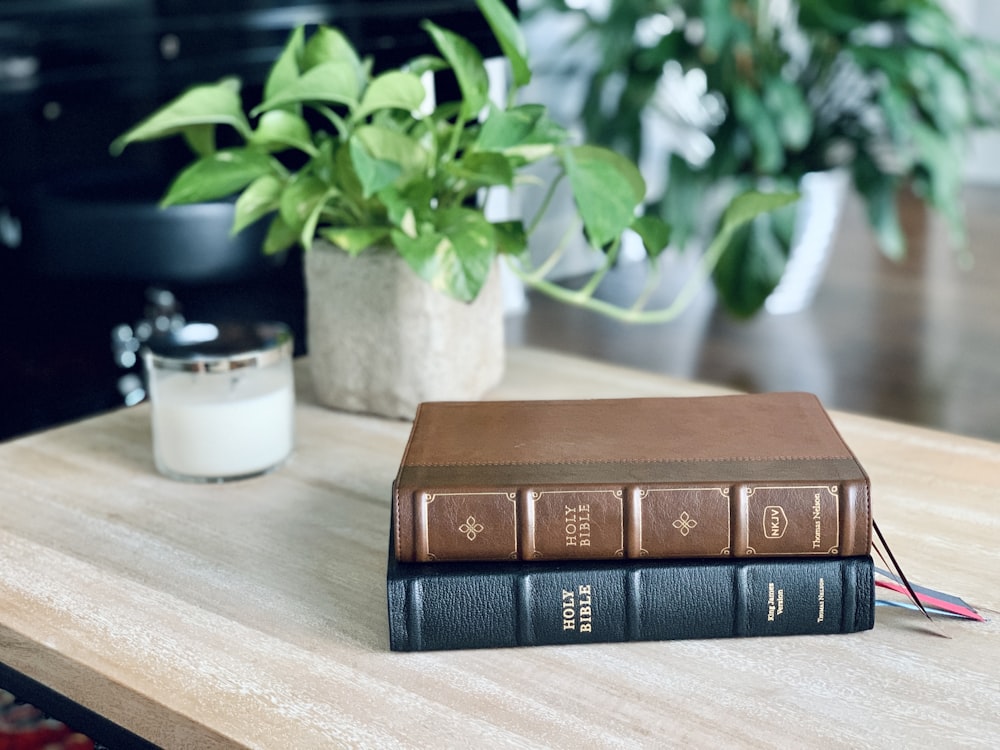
[525,169,564,236]
[505,215,738,324]
[576,237,620,297]
[315,106,349,140]
[444,110,469,168]
[630,258,663,313]
[522,218,581,282]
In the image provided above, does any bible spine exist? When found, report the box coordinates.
[387,554,875,652]
[394,478,870,562]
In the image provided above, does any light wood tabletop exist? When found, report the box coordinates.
[1,347,997,749]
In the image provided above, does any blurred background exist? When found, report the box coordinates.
[0,0,513,443]
[1,0,998,444]
[507,0,1000,443]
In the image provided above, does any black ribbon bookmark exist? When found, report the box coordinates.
[872,519,945,633]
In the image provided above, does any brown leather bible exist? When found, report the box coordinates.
[392,393,872,563]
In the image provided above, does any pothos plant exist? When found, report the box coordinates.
[112,0,793,323]
[534,0,1000,316]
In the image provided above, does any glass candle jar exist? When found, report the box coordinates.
[143,321,294,482]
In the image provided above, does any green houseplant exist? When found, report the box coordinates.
[113,0,792,416]
[536,0,1000,316]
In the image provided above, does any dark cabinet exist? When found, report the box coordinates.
[0,1,514,440]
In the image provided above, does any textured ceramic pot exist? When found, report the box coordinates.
[304,241,504,419]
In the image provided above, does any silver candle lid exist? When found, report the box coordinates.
[143,321,293,373]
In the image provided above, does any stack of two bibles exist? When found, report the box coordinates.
[387,392,876,651]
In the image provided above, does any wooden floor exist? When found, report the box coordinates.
[507,183,1000,442]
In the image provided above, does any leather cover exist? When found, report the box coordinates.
[386,540,876,651]
[394,393,872,562]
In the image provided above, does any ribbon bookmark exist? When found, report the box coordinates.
[871,518,987,633]
[875,567,984,622]
[872,519,938,625]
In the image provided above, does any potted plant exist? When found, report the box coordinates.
[112,0,792,417]
[533,0,1000,316]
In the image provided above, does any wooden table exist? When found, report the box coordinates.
[1,348,997,748]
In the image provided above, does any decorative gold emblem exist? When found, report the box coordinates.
[672,511,698,537]
[762,505,788,539]
[459,516,484,541]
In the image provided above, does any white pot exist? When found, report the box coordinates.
[765,169,849,315]
[304,241,505,419]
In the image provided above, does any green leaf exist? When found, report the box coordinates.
[318,226,391,255]
[252,62,360,116]
[299,195,327,249]
[392,207,497,302]
[330,140,365,202]
[869,194,906,261]
[373,185,407,228]
[354,126,424,165]
[797,2,870,34]
[702,0,737,58]
[853,159,905,260]
[630,215,672,259]
[562,145,645,247]
[303,26,363,79]
[380,181,436,228]
[349,138,403,198]
[507,108,568,159]
[264,27,305,105]
[161,149,276,206]
[763,77,813,151]
[349,126,427,197]
[354,126,427,174]
[769,191,798,248]
[250,110,317,155]
[712,216,789,318]
[263,214,299,256]
[688,188,800,317]
[278,173,330,238]
[475,104,545,152]
[448,152,514,189]
[733,83,785,174]
[906,49,972,134]
[391,230,441,278]
[232,174,283,233]
[404,54,449,78]
[906,5,966,66]
[182,125,216,157]
[719,190,799,232]
[422,21,489,120]
[475,0,531,87]
[354,70,427,121]
[111,79,250,154]
[911,123,964,243]
[493,220,527,256]
[875,86,919,174]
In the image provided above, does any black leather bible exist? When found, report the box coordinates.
[387,544,875,651]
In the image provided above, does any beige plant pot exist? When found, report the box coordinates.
[304,241,505,419]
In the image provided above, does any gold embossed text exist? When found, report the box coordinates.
[811,492,823,549]
[763,505,788,539]
[767,582,785,621]
[564,504,592,547]
[562,584,594,632]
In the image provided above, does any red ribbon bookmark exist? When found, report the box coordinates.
[875,568,984,622]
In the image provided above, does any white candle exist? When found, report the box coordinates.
[145,322,294,482]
